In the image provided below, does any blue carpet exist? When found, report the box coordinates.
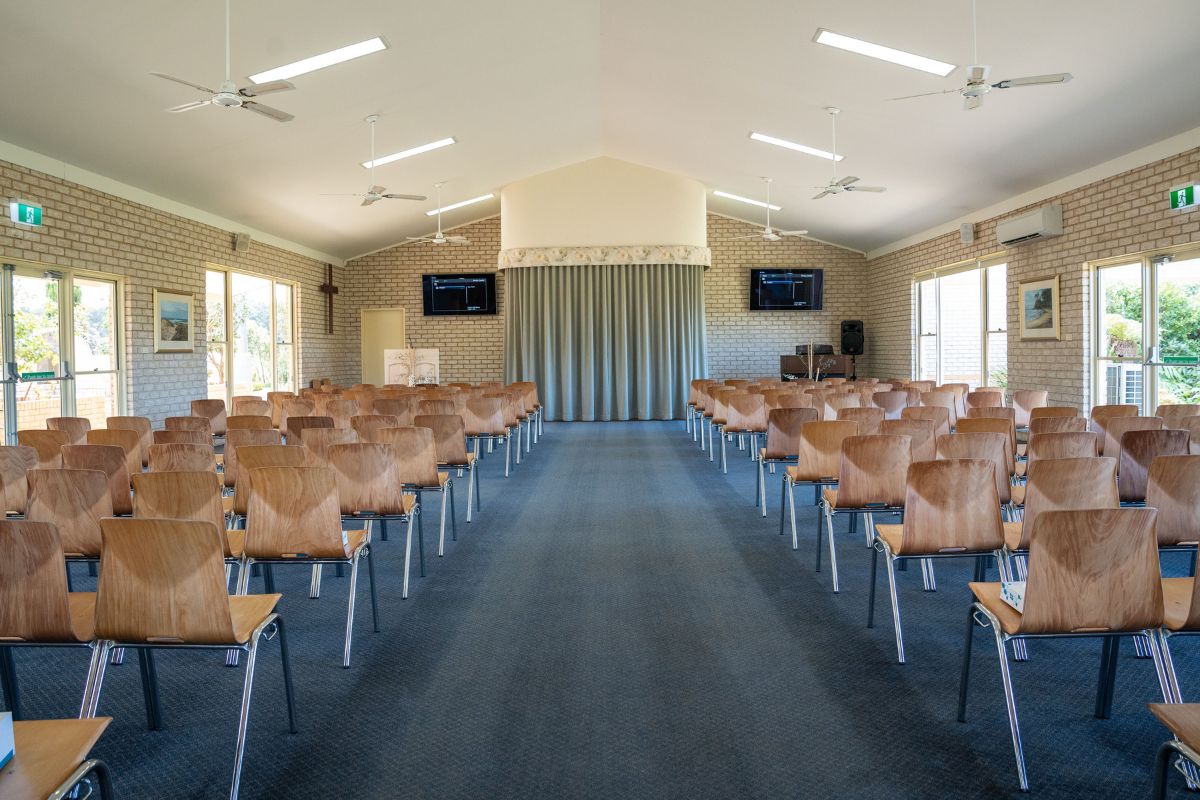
[7,421,1196,798]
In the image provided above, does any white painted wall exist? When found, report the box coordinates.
[500,157,707,250]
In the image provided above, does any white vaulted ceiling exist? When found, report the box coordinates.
[1,0,1198,260]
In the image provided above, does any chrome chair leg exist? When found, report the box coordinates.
[308,565,322,599]
[992,622,1029,790]
[230,636,261,800]
[757,457,766,516]
[885,550,905,664]
[787,478,799,550]
[437,486,449,557]
[342,551,361,668]
[466,462,476,523]
[448,480,458,542]
[401,509,416,599]
[825,503,840,592]
[720,429,727,474]
[863,511,875,547]
[80,640,114,719]
[778,475,787,534]
[504,435,511,477]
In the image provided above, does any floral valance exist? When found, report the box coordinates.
[498,244,711,269]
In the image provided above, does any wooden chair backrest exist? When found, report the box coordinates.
[279,398,316,433]
[324,398,358,429]
[61,444,133,515]
[152,429,209,448]
[901,406,951,440]
[724,379,750,387]
[165,415,212,438]
[342,389,377,417]
[189,399,227,436]
[267,391,295,427]
[1016,457,1118,550]
[1029,406,1079,422]
[837,407,885,436]
[880,419,936,462]
[834,434,912,509]
[1021,508,1162,635]
[132,471,227,553]
[935,432,1011,503]
[793,421,859,482]
[1027,431,1100,464]
[1118,429,1190,504]
[351,414,402,443]
[1090,404,1139,426]
[965,406,1017,426]
[487,391,523,427]
[244,466,349,559]
[95,517,241,645]
[301,427,359,467]
[907,381,934,394]
[285,415,333,444]
[372,398,416,426]
[26,468,112,557]
[1012,389,1049,428]
[414,414,470,465]
[939,383,969,416]
[1147,455,1200,547]
[1100,415,1163,460]
[954,417,1017,467]
[1157,404,1200,431]
[0,520,80,642]
[762,408,818,460]
[0,446,36,514]
[232,397,271,417]
[1029,415,1089,436]
[463,397,506,437]
[232,443,307,515]
[105,416,152,467]
[18,429,69,469]
[224,428,283,488]
[920,391,958,427]
[725,392,768,433]
[898,459,1003,555]
[47,417,91,446]
[376,426,441,487]
[226,414,272,431]
[1189,417,1200,455]
[707,387,736,424]
[965,391,1003,410]
[326,443,411,516]
[85,429,141,483]
[148,442,216,472]
[822,393,861,421]
[763,391,812,413]
[417,399,457,418]
[871,391,908,419]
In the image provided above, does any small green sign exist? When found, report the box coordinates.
[1171,185,1199,211]
[1162,356,1199,366]
[19,371,54,380]
[8,201,42,226]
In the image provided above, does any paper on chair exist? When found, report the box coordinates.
[1001,581,1025,614]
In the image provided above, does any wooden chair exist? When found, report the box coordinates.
[266,391,295,429]
[47,417,91,446]
[61,444,133,516]
[17,429,69,469]
[821,434,912,592]
[1100,416,1164,462]
[417,399,456,417]
[26,468,112,565]
[1004,457,1118,558]
[238,466,377,667]
[105,416,152,469]
[147,442,216,472]
[965,390,1004,410]
[351,414,402,443]
[226,414,273,431]
[324,398,358,430]
[822,392,861,425]
[190,399,227,437]
[1157,403,1200,431]
[84,428,145,482]
[371,398,416,426]
[936,432,1013,514]
[1028,414,1088,436]
[1029,405,1080,423]
[838,406,884,436]
[939,383,970,416]
[378,426,455,562]
[1012,389,1049,429]
[1149,704,1200,798]
[1119,430,1190,504]
[463,397,514,477]
[763,390,812,414]
[871,391,908,420]
[1090,403,1139,436]
[231,396,270,417]
[721,392,768,474]
[343,389,377,418]
[133,470,243,567]
[783,420,859,552]
[966,406,1017,425]
[959,508,1170,791]
[85,517,295,800]
[907,380,934,394]
[300,427,358,467]
[756,407,817,516]
[165,415,213,439]
[495,388,531,458]
[902,405,951,440]
[0,445,37,516]
[1022,431,1101,477]
[152,429,209,447]
[880,419,936,462]
[279,398,315,435]
[415,414,480,523]
[869,459,1004,663]
[229,444,306,522]
[0,718,114,799]
[954,417,1017,473]
[224,429,284,490]
[921,391,958,428]
[686,379,712,437]
[1147,454,1200,563]
[285,415,333,445]
[706,387,736,457]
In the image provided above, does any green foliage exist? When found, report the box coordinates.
[988,366,1008,389]
[1105,278,1200,404]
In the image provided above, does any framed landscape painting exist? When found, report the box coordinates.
[153,289,194,352]
[1019,275,1060,340]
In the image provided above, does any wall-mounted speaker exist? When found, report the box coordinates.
[234,232,251,253]
[960,223,975,244]
[840,320,864,356]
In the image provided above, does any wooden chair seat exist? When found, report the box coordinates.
[228,594,283,644]
[66,591,97,641]
[1003,521,1023,550]
[222,495,235,514]
[1161,577,1198,631]
[874,523,904,554]
[1,718,111,800]
[1149,703,1200,753]
[225,529,246,558]
[969,581,1023,635]
[1010,483,1026,505]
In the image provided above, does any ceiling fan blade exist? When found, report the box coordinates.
[964,95,983,111]
[728,234,762,240]
[406,236,433,242]
[368,185,386,196]
[361,196,381,206]
[242,102,294,123]
[150,72,215,94]
[847,185,887,193]
[812,190,833,200]
[239,80,294,97]
[382,194,428,201]
[837,176,859,187]
[779,230,809,236]
[167,100,210,113]
[992,73,1073,89]
[320,193,367,197]
[885,88,960,102]
[967,65,991,83]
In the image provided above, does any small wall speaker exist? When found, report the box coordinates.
[959,223,975,244]
[234,232,251,253]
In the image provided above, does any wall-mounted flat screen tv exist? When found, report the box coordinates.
[748,268,824,311]
[421,273,498,316]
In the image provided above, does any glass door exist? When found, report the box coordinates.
[1148,251,1200,408]
[7,267,67,432]
[71,277,121,427]
[1094,261,1146,407]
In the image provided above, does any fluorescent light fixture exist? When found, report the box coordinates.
[249,37,388,84]
[712,190,781,211]
[812,28,955,77]
[750,132,843,162]
[425,193,495,216]
[361,137,456,169]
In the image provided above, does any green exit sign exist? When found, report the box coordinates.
[1163,356,1199,366]
[8,200,42,226]
[1171,184,1199,211]
[19,371,54,380]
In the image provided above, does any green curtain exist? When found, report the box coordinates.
[504,263,707,421]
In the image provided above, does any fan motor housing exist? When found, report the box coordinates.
[212,92,243,108]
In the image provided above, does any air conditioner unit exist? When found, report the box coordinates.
[996,204,1063,247]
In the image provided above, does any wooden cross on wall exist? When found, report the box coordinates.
[319,264,338,334]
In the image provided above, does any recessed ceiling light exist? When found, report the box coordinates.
[750,132,843,162]
[249,37,388,84]
[362,137,456,169]
[812,28,956,77]
[425,194,495,216]
[712,190,781,211]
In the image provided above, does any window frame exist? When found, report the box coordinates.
[913,254,1008,386]
[205,263,298,405]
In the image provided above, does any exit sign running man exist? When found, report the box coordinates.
[1171,184,1199,211]
[8,201,42,226]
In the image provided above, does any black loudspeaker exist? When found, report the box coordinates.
[840,320,864,356]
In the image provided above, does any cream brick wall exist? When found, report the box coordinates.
[1,157,350,426]
[865,145,1200,408]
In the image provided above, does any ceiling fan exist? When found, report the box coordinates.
[322,116,427,206]
[151,0,295,122]
[729,178,808,241]
[813,108,886,199]
[407,184,470,245]
[889,0,1072,110]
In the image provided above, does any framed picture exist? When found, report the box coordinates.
[1019,275,1060,340]
[153,289,194,353]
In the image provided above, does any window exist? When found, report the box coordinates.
[205,266,297,404]
[914,258,1007,388]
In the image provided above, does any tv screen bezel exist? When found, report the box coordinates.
[421,272,498,316]
[748,268,824,312]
